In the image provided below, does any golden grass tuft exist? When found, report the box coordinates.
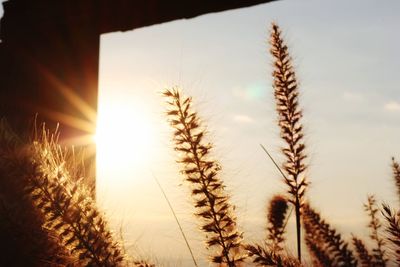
[25,126,125,266]
[0,118,75,266]
[0,119,158,266]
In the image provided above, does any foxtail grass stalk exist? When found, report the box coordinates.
[164,88,242,266]
[352,236,373,267]
[392,158,400,206]
[364,195,387,266]
[269,22,308,261]
[381,203,400,264]
[302,203,357,266]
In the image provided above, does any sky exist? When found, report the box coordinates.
[97,0,400,264]
[2,0,400,265]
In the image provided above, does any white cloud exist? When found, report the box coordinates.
[233,114,254,123]
[384,101,400,111]
[232,88,250,101]
[342,91,364,102]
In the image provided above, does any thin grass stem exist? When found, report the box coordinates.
[153,175,199,267]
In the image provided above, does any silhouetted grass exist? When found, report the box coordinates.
[352,236,373,267]
[364,195,387,266]
[26,127,125,266]
[392,158,400,206]
[381,204,400,264]
[0,119,155,266]
[1,21,399,267]
[270,22,308,262]
[245,243,300,267]
[164,88,243,266]
[302,203,357,266]
[266,194,289,252]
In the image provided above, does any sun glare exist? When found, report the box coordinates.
[95,101,155,173]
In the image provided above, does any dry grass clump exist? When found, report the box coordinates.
[0,119,74,266]
[302,203,357,267]
[0,119,156,266]
[163,88,243,266]
[269,22,308,261]
[2,20,399,267]
[26,127,125,266]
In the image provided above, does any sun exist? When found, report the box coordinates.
[95,100,155,174]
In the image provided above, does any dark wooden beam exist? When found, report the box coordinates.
[0,0,276,137]
[97,0,276,34]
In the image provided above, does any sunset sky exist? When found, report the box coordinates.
[2,0,400,265]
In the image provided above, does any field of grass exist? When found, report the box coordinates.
[0,23,399,267]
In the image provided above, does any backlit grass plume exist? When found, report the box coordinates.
[270,22,308,261]
[392,157,400,205]
[0,119,74,266]
[381,204,400,264]
[364,195,387,266]
[266,194,289,252]
[302,203,357,266]
[25,127,126,266]
[163,88,243,266]
[352,236,373,267]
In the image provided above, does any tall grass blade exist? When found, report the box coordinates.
[153,175,199,267]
